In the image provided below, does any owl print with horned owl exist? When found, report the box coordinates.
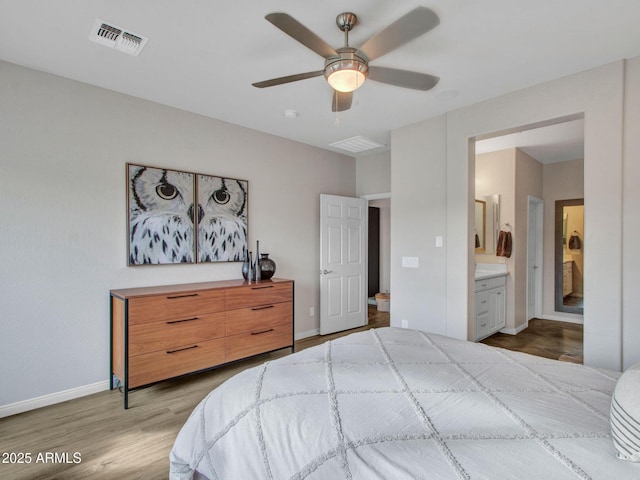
[127,164,248,265]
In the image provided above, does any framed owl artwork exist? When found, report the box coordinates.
[127,164,248,265]
[196,173,248,263]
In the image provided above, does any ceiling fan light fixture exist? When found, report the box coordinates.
[325,57,368,93]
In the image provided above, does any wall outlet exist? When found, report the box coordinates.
[401,319,409,328]
[309,306,315,317]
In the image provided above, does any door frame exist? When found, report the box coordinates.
[526,195,544,323]
[362,192,391,303]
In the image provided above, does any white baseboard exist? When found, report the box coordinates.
[0,380,110,418]
[295,328,319,341]
[541,313,584,324]
[499,323,528,335]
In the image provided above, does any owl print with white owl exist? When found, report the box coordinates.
[197,174,247,263]
[127,164,248,265]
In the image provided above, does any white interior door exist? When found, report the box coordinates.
[527,196,544,321]
[320,194,367,335]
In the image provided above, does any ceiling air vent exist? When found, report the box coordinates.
[330,136,386,154]
[89,19,148,56]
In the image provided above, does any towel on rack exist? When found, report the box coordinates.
[496,230,512,258]
[568,234,582,250]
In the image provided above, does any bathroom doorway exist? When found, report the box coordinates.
[474,115,584,360]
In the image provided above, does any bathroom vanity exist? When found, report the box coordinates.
[562,258,573,297]
[474,264,508,341]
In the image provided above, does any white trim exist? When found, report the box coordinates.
[498,323,529,335]
[526,195,544,320]
[361,192,391,200]
[541,313,584,325]
[295,328,319,341]
[0,380,110,418]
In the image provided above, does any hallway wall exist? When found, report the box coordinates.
[542,159,584,321]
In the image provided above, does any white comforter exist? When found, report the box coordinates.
[170,327,638,479]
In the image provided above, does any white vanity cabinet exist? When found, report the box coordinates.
[474,275,506,341]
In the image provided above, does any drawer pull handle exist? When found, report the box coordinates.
[251,328,274,335]
[252,305,275,311]
[166,317,199,325]
[481,300,487,304]
[166,345,198,354]
[166,293,198,299]
[481,283,488,287]
[251,285,274,290]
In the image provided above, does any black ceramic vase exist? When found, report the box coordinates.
[258,253,276,280]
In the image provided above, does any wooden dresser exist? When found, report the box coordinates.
[110,278,294,408]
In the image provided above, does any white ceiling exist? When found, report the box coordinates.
[476,118,584,164]
[1,1,639,158]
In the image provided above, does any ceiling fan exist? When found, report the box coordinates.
[252,6,441,112]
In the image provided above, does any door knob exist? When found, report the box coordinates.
[321,269,334,275]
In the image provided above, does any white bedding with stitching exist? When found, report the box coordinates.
[169,327,639,479]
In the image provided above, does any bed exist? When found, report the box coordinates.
[169,327,639,479]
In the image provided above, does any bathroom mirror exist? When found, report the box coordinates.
[475,200,486,252]
[474,194,500,254]
[554,199,584,315]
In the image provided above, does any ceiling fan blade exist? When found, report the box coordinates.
[265,13,338,59]
[332,91,352,112]
[252,70,324,88]
[357,6,440,61]
[368,67,439,91]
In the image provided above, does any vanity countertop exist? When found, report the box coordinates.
[475,263,509,280]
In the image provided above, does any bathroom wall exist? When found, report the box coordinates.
[514,149,543,330]
[474,148,542,333]
[475,149,515,329]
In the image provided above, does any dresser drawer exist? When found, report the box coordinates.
[226,302,292,336]
[111,278,295,408]
[226,282,292,310]
[127,288,226,325]
[226,323,293,362]
[128,337,226,388]
[128,311,226,356]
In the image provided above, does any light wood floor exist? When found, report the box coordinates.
[0,307,390,480]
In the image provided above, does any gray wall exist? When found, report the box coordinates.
[0,60,355,409]
[391,58,639,371]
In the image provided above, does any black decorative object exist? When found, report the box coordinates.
[254,241,261,281]
[259,253,276,280]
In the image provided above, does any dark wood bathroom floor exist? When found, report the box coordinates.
[480,318,583,364]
